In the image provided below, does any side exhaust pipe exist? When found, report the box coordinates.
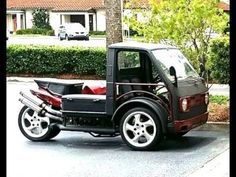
[19,92,63,122]
[19,91,62,117]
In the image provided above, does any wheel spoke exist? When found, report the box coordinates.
[134,114,141,124]
[143,130,153,141]
[125,123,135,132]
[37,124,44,134]
[26,124,35,131]
[24,112,32,122]
[143,120,154,128]
[132,134,142,143]
[40,117,50,124]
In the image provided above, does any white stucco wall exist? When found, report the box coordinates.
[25,10,33,28]
[49,12,61,35]
[96,9,106,31]
[6,15,13,32]
[22,9,107,32]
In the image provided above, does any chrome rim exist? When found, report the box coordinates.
[122,111,156,148]
[21,108,50,138]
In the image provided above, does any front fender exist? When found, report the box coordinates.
[112,98,169,133]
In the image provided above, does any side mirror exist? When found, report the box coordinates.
[169,66,177,87]
[170,66,176,76]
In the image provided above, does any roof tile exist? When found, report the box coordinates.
[7,0,105,11]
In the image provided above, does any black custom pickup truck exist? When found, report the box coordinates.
[18,41,209,150]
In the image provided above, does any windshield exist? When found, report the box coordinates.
[67,24,85,31]
[152,49,199,80]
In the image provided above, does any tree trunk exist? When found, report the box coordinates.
[199,54,206,79]
[105,0,123,49]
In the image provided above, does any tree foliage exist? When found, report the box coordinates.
[125,0,229,73]
[207,36,229,84]
[32,8,52,30]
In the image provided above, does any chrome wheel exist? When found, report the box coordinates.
[18,106,56,141]
[120,107,162,150]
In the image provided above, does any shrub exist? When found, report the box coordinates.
[209,95,229,105]
[32,8,52,30]
[89,31,106,35]
[207,36,229,84]
[16,28,54,36]
[7,45,106,78]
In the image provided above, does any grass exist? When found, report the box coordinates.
[208,95,229,122]
[209,95,229,105]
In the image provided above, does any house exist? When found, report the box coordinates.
[6,0,229,35]
[218,1,230,13]
[6,0,106,34]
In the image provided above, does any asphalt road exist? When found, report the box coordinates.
[7,82,229,177]
[7,35,106,47]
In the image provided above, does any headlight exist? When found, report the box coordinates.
[182,98,188,111]
[179,97,190,112]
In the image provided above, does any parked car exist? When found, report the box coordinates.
[58,23,89,41]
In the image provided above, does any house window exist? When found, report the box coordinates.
[70,15,85,27]
[89,14,94,31]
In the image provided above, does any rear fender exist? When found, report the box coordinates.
[30,88,62,108]
[112,98,169,133]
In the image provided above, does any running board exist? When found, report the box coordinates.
[58,125,118,134]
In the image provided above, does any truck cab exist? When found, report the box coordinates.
[61,42,209,150]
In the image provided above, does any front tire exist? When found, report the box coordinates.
[18,106,60,141]
[120,107,163,151]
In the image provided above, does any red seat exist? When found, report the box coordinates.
[82,85,106,95]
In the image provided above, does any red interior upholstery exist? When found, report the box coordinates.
[82,85,106,95]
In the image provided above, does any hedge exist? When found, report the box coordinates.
[207,36,229,84]
[7,45,107,78]
[16,28,54,36]
[89,31,106,35]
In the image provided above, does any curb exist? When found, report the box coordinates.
[194,122,229,131]
[186,148,229,177]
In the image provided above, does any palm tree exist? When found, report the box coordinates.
[105,0,123,49]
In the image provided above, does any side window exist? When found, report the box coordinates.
[117,51,140,70]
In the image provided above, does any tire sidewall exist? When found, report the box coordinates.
[120,107,162,151]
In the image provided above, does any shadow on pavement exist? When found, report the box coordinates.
[158,136,216,151]
[24,132,216,152]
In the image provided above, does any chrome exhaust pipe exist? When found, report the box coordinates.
[19,98,63,122]
[19,91,62,117]
[19,98,42,113]
[45,113,63,122]
[19,92,63,122]
[20,91,44,107]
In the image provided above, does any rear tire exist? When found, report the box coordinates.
[120,107,163,151]
[18,106,60,141]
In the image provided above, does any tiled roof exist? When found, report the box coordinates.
[218,2,229,12]
[7,0,105,11]
[7,0,229,12]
